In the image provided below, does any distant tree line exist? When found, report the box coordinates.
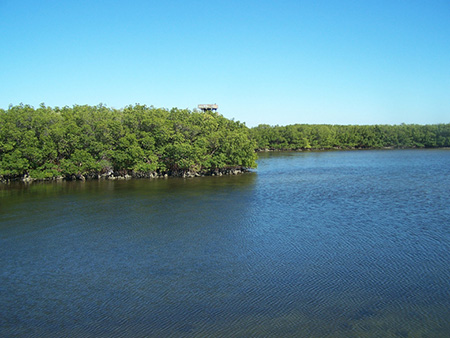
[250,123,450,150]
[0,104,257,181]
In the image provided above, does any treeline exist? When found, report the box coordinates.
[250,123,450,150]
[2,104,449,182]
[0,104,257,181]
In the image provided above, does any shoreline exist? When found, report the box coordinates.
[255,146,450,152]
[0,167,250,184]
[3,147,449,185]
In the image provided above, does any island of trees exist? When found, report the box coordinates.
[0,104,257,182]
[1,104,449,183]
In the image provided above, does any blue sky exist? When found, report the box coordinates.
[1,0,449,126]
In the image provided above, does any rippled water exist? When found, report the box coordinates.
[1,149,449,337]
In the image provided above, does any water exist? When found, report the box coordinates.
[1,149,449,337]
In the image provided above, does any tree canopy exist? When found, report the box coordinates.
[250,123,450,151]
[0,104,257,180]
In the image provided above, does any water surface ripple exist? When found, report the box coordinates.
[1,149,449,337]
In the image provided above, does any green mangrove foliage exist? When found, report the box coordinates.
[0,104,257,180]
[250,123,450,150]
[2,103,449,182]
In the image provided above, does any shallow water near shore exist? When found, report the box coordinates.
[1,149,450,337]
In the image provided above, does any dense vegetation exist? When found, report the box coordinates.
[250,123,450,150]
[0,104,257,181]
[1,103,449,182]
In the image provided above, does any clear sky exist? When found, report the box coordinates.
[1,0,449,126]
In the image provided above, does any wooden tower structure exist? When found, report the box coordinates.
[198,104,218,112]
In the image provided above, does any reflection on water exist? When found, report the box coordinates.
[1,150,450,337]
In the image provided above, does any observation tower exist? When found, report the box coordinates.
[198,104,218,112]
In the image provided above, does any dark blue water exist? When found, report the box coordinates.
[1,149,449,337]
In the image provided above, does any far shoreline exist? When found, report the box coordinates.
[255,146,450,152]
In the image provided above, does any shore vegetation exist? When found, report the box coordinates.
[0,104,257,182]
[2,103,449,183]
[250,123,450,151]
